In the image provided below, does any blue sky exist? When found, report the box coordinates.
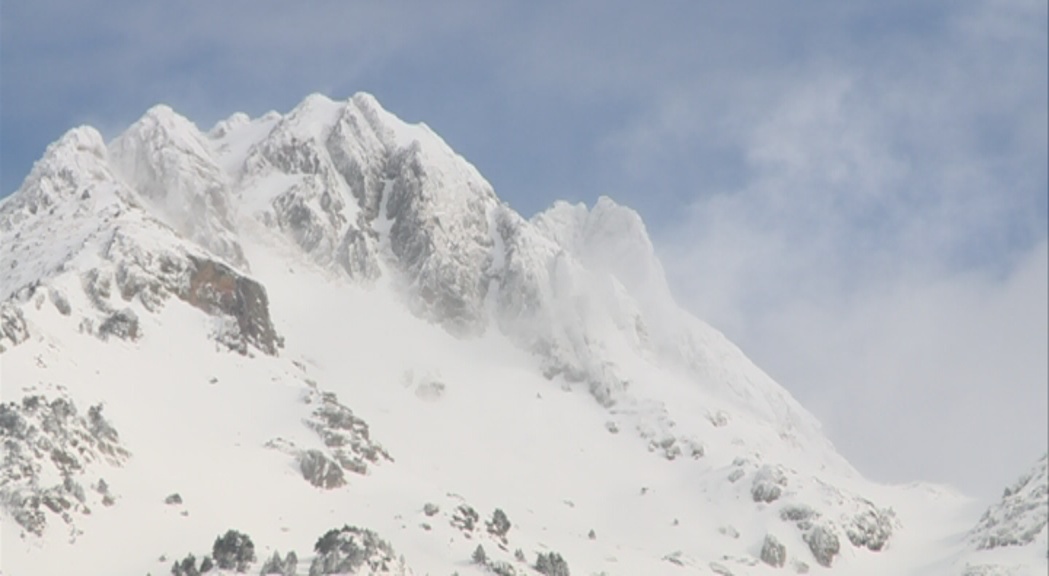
[2,1,1046,498]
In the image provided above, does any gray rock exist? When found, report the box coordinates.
[298,450,345,489]
[383,143,495,336]
[709,562,733,576]
[303,390,391,478]
[760,534,787,567]
[0,302,28,351]
[49,288,71,315]
[98,308,139,341]
[846,504,894,551]
[780,505,817,523]
[101,231,283,356]
[336,228,380,282]
[751,466,788,503]
[182,256,281,355]
[803,524,841,567]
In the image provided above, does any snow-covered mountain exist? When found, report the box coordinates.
[1,93,1044,576]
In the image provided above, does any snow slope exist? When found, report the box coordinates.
[1,93,1044,576]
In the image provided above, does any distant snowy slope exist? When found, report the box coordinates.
[952,454,1048,576]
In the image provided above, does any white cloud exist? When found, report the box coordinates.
[650,0,1047,497]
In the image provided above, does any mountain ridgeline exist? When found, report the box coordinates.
[0,93,1044,576]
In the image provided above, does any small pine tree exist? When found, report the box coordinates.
[282,551,297,576]
[259,551,283,575]
[472,544,487,565]
[212,529,256,572]
[171,554,199,576]
[536,551,570,576]
[486,509,512,539]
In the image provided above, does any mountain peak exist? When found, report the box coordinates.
[1,126,113,234]
[207,112,252,140]
[141,102,179,121]
[9,92,1035,576]
[52,125,108,158]
[25,125,109,185]
[533,195,672,307]
[117,103,213,160]
[110,101,246,267]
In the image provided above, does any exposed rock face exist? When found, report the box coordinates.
[238,92,501,335]
[383,142,495,335]
[0,302,29,351]
[183,256,281,355]
[299,450,346,489]
[102,228,282,355]
[0,393,129,536]
[0,117,281,357]
[970,453,1048,550]
[243,95,383,284]
[267,386,391,489]
[325,95,390,221]
[760,534,787,567]
[305,389,392,475]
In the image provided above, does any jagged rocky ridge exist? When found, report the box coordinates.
[0,127,281,356]
[1,92,1044,575]
[0,92,885,570]
[1,92,830,463]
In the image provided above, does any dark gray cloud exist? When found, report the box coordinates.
[2,0,1045,497]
